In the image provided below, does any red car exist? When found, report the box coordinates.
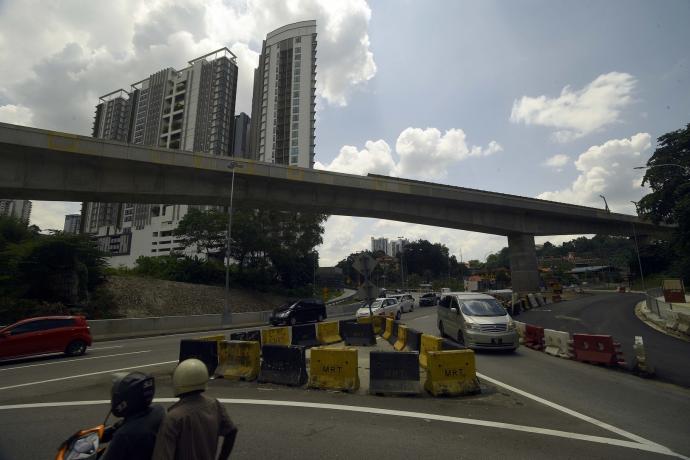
[0,316,92,360]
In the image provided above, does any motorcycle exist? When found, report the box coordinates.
[56,411,120,460]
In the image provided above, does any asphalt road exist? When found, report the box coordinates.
[517,292,690,388]
[1,296,689,459]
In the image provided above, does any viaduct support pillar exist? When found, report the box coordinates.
[508,233,540,294]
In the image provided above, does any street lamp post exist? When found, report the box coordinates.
[222,161,243,325]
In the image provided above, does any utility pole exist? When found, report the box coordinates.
[222,161,243,325]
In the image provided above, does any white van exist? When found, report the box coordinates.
[437,292,518,351]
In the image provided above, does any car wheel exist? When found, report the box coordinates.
[395,311,401,320]
[65,340,87,356]
[290,316,297,326]
[438,321,445,337]
[457,330,465,346]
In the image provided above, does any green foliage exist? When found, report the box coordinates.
[174,208,226,255]
[0,216,112,323]
[637,123,690,283]
[151,208,327,291]
[133,255,225,285]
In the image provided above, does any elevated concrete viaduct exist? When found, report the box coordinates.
[0,122,672,293]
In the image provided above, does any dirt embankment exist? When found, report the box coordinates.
[105,275,287,318]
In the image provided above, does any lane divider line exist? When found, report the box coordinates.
[0,360,177,392]
[0,398,684,459]
[476,371,664,449]
[0,351,152,372]
[89,346,124,351]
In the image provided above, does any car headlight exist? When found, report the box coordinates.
[465,322,481,332]
[507,320,516,331]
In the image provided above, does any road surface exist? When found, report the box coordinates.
[0,295,688,459]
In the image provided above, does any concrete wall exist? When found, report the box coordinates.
[89,303,361,340]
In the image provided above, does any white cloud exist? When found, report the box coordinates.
[317,127,502,181]
[0,0,376,134]
[30,201,81,231]
[510,72,637,142]
[317,216,508,266]
[0,104,33,125]
[315,140,395,176]
[543,153,570,171]
[537,133,652,214]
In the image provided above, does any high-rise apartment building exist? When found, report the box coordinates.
[0,199,31,222]
[371,237,388,254]
[249,20,317,168]
[388,238,409,258]
[232,112,251,158]
[63,214,81,234]
[82,48,239,266]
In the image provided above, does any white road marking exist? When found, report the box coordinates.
[89,345,124,351]
[0,350,152,372]
[0,360,177,391]
[0,399,685,459]
[477,372,664,449]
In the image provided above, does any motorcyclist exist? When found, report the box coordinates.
[102,371,165,460]
[152,358,238,460]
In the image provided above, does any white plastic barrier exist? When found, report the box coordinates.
[543,329,572,358]
[633,336,654,374]
[514,320,526,344]
[527,293,539,308]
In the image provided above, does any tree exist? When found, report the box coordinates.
[173,208,226,255]
[638,123,690,282]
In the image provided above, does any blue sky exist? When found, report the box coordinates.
[0,0,688,265]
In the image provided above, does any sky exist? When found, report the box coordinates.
[0,0,688,265]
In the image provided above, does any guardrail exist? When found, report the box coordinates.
[88,302,361,341]
[326,289,357,306]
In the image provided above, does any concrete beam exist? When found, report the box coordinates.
[0,122,674,238]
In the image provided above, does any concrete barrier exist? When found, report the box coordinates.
[316,321,341,344]
[543,329,572,358]
[258,345,308,386]
[424,349,481,397]
[179,339,218,376]
[369,351,420,396]
[393,325,408,351]
[217,340,260,381]
[676,312,690,335]
[406,328,422,351]
[382,318,394,341]
[291,324,320,347]
[308,347,359,392]
[261,327,291,346]
[420,334,443,369]
[514,321,526,344]
[340,322,376,346]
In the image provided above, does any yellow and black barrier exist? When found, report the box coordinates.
[357,316,385,335]
[261,326,291,346]
[198,334,225,342]
[308,347,359,392]
[381,318,394,341]
[419,334,443,368]
[424,349,481,396]
[217,340,260,381]
[393,325,408,351]
[316,321,341,344]
[369,351,420,395]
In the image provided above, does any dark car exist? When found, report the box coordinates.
[269,298,327,326]
[419,292,438,307]
[0,316,92,361]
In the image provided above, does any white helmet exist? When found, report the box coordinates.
[173,359,208,397]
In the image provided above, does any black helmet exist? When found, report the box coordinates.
[110,372,155,418]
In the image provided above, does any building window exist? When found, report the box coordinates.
[292,123,299,129]
[292,115,299,121]
[295,37,301,43]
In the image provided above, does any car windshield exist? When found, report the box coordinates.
[460,300,507,317]
[368,300,384,309]
[275,302,296,312]
[422,293,434,298]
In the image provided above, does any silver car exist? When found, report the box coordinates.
[437,292,518,351]
[355,297,402,320]
[388,294,415,313]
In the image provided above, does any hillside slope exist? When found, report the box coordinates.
[105,275,288,318]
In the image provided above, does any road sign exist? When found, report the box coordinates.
[357,281,378,301]
[353,254,378,276]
